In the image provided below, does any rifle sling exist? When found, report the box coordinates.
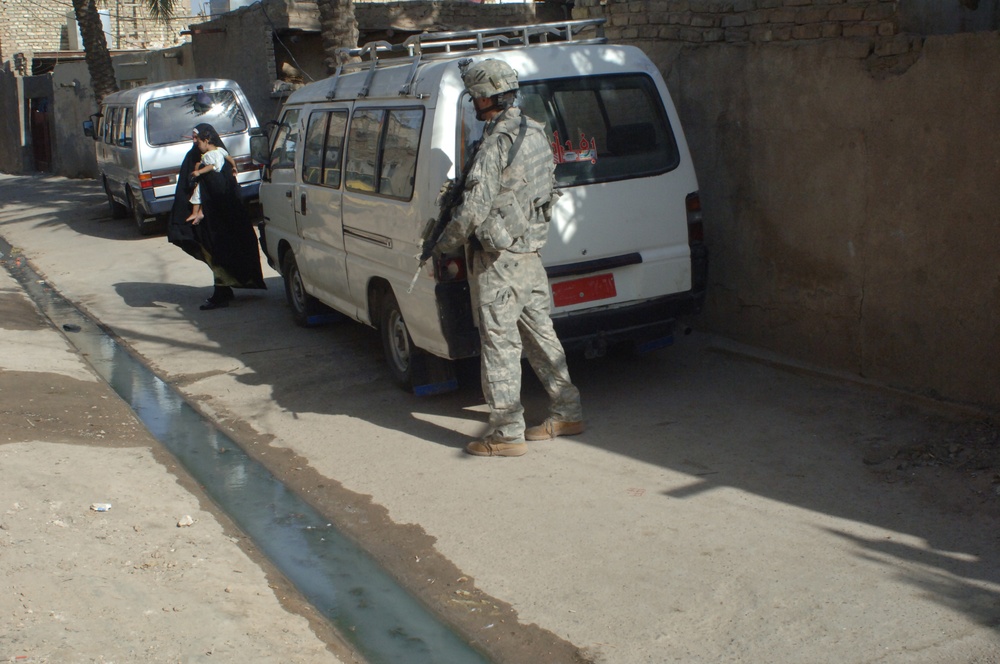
[506,113,528,169]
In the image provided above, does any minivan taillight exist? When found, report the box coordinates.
[141,169,176,189]
[435,256,467,283]
[685,192,704,244]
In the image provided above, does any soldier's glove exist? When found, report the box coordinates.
[436,179,455,207]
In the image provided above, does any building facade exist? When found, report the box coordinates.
[0,0,196,74]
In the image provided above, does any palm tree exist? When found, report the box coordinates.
[72,0,177,103]
[317,0,360,76]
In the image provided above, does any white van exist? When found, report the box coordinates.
[251,20,707,393]
[83,78,261,235]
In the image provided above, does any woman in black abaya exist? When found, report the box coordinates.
[167,123,265,310]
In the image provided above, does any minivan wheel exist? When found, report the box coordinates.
[104,179,127,219]
[127,188,158,236]
[379,290,418,389]
[282,252,322,326]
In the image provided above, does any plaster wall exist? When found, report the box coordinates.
[645,33,1000,409]
[0,71,29,172]
[188,4,282,122]
[53,62,104,179]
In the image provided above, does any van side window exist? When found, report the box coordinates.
[103,108,118,145]
[112,107,131,147]
[462,74,680,187]
[378,109,421,199]
[302,112,328,185]
[270,109,300,170]
[346,107,423,200]
[121,107,133,148]
[301,110,347,187]
[323,112,347,187]
[346,109,382,193]
[97,109,107,141]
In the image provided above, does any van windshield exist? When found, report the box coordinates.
[461,74,679,187]
[144,89,248,146]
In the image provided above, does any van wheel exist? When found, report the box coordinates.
[104,179,127,219]
[380,290,418,389]
[127,188,158,236]
[282,252,322,326]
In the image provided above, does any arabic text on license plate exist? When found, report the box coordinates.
[552,273,617,308]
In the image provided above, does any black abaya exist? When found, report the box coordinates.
[166,146,266,291]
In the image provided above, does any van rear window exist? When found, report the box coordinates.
[461,74,679,187]
[144,89,248,146]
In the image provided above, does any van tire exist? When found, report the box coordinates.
[282,252,322,326]
[127,188,159,236]
[379,290,419,389]
[104,179,127,219]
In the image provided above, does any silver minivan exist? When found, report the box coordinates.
[83,78,261,235]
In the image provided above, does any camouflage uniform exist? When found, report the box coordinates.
[438,106,583,441]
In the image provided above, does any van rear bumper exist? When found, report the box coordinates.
[552,287,705,355]
[438,284,706,360]
[553,242,707,354]
[143,180,261,217]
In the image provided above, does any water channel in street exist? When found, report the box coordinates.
[2,236,492,664]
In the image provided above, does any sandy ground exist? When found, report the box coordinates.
[0,265,355,663]
[2,174,1000,664]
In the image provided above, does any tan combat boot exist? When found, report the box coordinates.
[524,418,585,441]
[465,435,528,457]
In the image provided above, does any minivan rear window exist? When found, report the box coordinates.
[144,89,248,146]
[461,74,679,187]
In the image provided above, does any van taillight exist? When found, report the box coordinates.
[435,256,467,283]
[685,192,704,244]
[140,170,175,189]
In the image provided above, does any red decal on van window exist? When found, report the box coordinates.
[551,130,598,165]
[552,273,617,307]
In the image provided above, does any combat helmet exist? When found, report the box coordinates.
[459,59,519,99]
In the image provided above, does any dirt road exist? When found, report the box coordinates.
[2,174,999,663]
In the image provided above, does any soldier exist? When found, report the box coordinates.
[436,59,584,457]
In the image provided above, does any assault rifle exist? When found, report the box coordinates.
[406,161,474,294]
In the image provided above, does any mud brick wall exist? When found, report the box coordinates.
[572,0,900,43]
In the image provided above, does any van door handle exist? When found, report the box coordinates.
[300,193,307,215]
[285,189,292,198]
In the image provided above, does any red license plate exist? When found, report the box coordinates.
[552,273,617,308]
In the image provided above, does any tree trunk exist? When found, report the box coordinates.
[316,0,360,76]
[72,0,118,104]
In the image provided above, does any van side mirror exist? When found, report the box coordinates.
[82,119,95,139]
[250,134,270,167]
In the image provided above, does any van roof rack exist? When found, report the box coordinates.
[327,19,606,99]
[401,18,607,57]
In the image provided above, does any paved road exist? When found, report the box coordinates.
[2,174,999,663]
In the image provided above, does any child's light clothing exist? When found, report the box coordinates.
[201,147,228,172]
[189,147,230,205]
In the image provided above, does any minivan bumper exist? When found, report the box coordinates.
[553,286,705,356]
[144,179,261,217]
